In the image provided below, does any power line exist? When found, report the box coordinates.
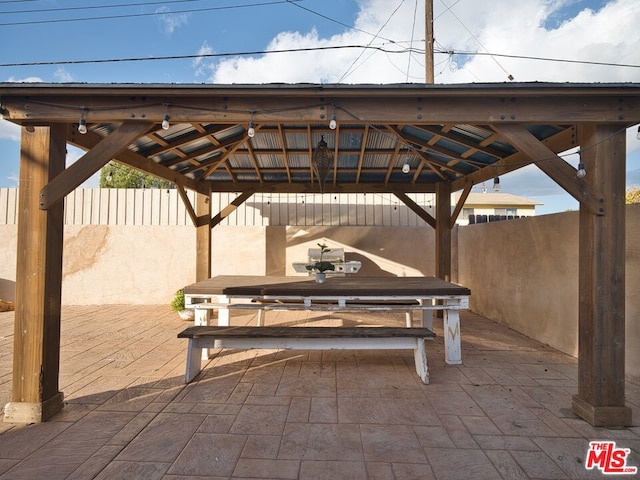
[438,0,514,80]
[284,0,397,44]
[446,50,640,69]
[0,0,302,27]
[0,0,202,16]
[0,43,418,68]
[338,0,406,83]
[406,0,419,82]
[1,43,638,71]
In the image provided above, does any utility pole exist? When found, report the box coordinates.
[425,0,434,83]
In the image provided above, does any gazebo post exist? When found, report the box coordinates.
[196,185,212,282]
[4,125,66,423]
[436,182,452,282]
[571,124,632,427]
[193,186,212,333]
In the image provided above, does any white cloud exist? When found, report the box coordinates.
[193,42,215,78]
[206,0,640,84]
[5,76,43,83]
[54,67,74,83]
[155,6,190,35]
[6,173,19,186]
[0,119,20,141]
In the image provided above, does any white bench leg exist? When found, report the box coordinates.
[194,308,211,361]
[443,302,462,365]
[413,338,429,384]
[185,338,203,383]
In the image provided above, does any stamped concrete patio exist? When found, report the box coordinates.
[0,305,639,480]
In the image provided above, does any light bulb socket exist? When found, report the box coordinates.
[576,162,586,178]
[492,176,500,191]
[636,125,640,140]
[78,117,87,134]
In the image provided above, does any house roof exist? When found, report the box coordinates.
[457,192,544,206]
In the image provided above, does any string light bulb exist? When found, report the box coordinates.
[492,175,500,191]
[576,162,586,179]
[78,109,87,135]
[161,113,170,130]
[402,158,411,174]
[247,120,255,138]
[329,113,337,130]
[636,125,640,140]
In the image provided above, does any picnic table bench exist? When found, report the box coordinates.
[181,276,470,377]
[178,325,436,383]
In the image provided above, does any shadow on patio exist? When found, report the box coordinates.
[0,306,639,479]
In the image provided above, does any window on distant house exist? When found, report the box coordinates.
[462,207,474,219]
[506,208,517,216]
[495,208,506,216]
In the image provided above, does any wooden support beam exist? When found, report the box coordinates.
[450,182,472,229]
[451,127,577,192]
[435,182,452,283]
[393,192,436,229]
[40,121,154,209]
[176,184,198,227]
[210,191,254,228]
[5,125,66,423]
[491,124,604,215]
[196,185,212,282]
[4,91,637,124]
[68,127,207,195]
[571,125,631,427]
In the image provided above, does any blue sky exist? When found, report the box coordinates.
[1,0,639,215]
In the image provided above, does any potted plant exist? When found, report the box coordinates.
[305,243,335,283]
[171,289,194,320]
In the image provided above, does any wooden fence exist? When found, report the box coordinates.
[0,188,435,227]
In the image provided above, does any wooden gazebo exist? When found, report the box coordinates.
[1,82,637,426]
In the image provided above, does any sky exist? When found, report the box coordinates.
[0,0,639,215]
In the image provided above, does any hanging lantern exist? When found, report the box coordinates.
[312,135,332,192]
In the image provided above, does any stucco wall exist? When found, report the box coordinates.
[0,224,434,304]
[457,203,640,382]
[457,212,580,354]
[62,225,196,305]
[284,226,434,277]
[0,225,17,302]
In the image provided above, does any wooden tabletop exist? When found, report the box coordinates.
[183,275,470,297]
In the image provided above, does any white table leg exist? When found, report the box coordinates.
[443,301,462,365]
[217,296,230,327]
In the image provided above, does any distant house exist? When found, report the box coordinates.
[454,192,543,226]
